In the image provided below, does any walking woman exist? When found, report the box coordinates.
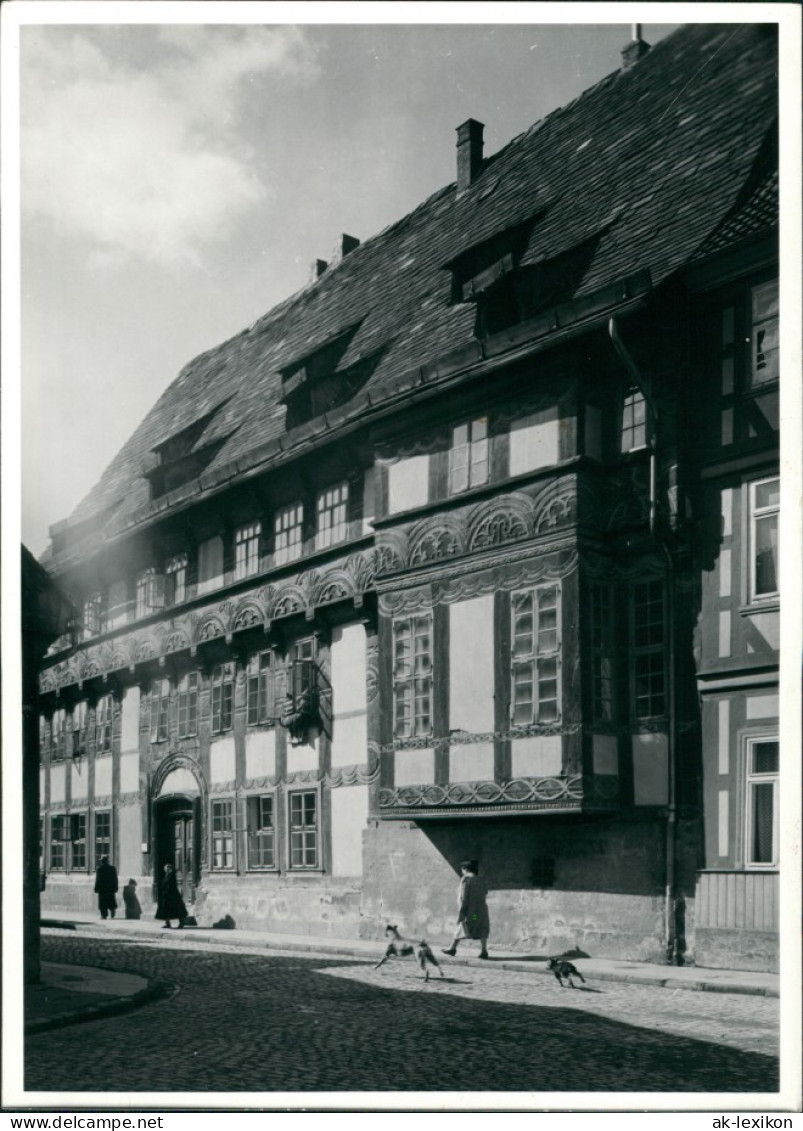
[155,862,187,929]
[442,860,490,959]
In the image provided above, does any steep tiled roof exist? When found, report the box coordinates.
[58,23,777,553]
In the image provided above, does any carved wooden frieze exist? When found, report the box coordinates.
[39,551,376,695]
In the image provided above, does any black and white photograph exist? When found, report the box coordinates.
[4,1,801,1117]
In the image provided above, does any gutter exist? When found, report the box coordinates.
[608,316,679,967]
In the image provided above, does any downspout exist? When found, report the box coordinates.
[608,317,679,965]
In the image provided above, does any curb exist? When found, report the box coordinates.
[25,977,176,1034]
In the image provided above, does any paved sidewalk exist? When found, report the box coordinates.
[30,909,777,1034]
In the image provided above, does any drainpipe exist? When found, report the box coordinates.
[608,317,679,965]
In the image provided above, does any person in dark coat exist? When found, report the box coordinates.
[94,855,119,920]
[122,878,142,920]
[155,862,187,929]
[442,860,490,959]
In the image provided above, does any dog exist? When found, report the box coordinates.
[548,956,586,988]
[373,924,445,981]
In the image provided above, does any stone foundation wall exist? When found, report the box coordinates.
[194,874,363,937]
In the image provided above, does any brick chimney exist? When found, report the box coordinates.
[456,119,484,192]
[331,233,360,265]
[622,25,650,70]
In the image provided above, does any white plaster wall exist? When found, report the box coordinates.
[245,729,276,779]
[510,735,562,778]
[94,755,113,797]
[287,736,319,773]
[449,742,494,782]
[747,612,779,651]
[509,407,559,475]
[120,751,140,794]
[746,693,779,719]
[592,735,619,775]
[70,762,88,802]
[118,802,144,881]
[210,736,237,783]
[50,763,65,804]
[330,785,368,877]
[331,624,367,767]
[395,748,434,786]
[632,733,669,805]
[121,686,140,753]
[449,594,494,733]
[197,535,224,594]
[388,455,429,514]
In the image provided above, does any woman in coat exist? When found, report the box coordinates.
[122,878,142,920]
[155,862,187,929]
[442,860,490,959]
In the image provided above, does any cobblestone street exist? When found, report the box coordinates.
[26,934,779,1094]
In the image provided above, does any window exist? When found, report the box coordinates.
[211,664,234,734]
[52,708,67,761]
[511,585,561,725]
[590,584,615,722]
[750,477,779,601]
[289,790,319,869]
[83,592,103,639]
[621,389,647,453]
[166,554,188,605]
[247,795,275,868]
[274,503,304,565]
[750,279,779,387]
[745,737,779,867]
[449,418,489,494]
[70,701,88,758]
[95,695,113,753]
[392,614,433,738]
[70,813,87,871]
[247,651,281,726]
[197,535,224,595]
[150,679,170,743]
[50,815,66,870]
[136,568,160,618]
[211,799,234,869]
[630,581,665,720]
[94,810,112,867]
[235,522,261,580]
[39,816,45,873]
[316,483,349,550]
[177,674,199,739]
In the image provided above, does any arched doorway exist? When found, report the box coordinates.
[152,761,205,907]
[155,795,199,905]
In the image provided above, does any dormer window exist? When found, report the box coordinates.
[280,323,379,430]
[142,401,234,500]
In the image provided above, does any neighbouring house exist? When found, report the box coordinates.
[35,24,779,970]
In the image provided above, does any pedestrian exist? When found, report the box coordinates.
[155,862,187,929]
[94,854,119,920]
[122,878,142,920]
[442,859,490,959]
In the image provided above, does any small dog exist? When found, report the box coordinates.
[548,956,586,988]
[374,924,445,981]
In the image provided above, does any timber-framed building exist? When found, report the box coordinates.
[36,25,780,970]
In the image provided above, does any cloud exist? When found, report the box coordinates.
[21,26,318,269]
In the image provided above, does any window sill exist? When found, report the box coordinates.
[739,600,779,616]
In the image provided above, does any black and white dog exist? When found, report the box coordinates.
[374,924,445,981]
[548,956,586,988]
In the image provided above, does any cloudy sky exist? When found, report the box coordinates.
[15,9,681,556]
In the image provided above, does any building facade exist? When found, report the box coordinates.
[35,25,779,969]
